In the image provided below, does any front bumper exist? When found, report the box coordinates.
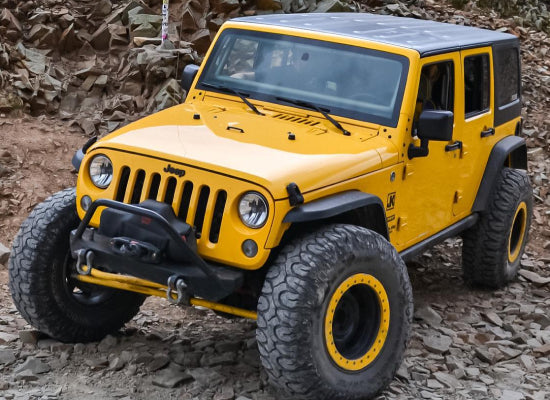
[70,199,243,302]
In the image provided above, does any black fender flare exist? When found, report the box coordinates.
[283,190,388,239]
[71,136,98,171]
[472,135,527,213]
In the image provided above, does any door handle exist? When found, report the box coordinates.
[445,140,462,152]
[481,128,495,137]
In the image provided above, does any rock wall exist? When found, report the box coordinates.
[0,0,549,137]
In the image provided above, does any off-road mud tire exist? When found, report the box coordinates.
[9,188,145,343]
[256,224,413,400]
[462,168,532,288]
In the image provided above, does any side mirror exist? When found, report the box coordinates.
[408,110,454,159]
[181,64,200,95]
[417,110,454,141]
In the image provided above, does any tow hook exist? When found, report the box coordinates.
[75,249,94,275]
[166,275,190,305]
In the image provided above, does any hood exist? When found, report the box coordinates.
[92,103,391,199]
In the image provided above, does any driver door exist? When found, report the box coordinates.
[394,53,463,248]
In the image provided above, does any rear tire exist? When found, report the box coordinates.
[462,168,532,288]
[256,224,413,400]
[9,188,145,343]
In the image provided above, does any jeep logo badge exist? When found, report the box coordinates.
[163,164,186,177]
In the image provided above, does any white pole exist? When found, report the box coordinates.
[161,0,169,43]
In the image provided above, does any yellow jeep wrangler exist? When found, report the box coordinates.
[9,13,532,400]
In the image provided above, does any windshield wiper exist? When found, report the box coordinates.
[201,82,265,116]
[275,96,350,136]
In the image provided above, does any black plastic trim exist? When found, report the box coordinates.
[181,64,200,95]
[400,214,478,261]
[71,136,98,171]
[71,199,243,301]
[283,191,388,237]
[72,149,84,171]
[493,40,522,126]
[472,135,527,213]
[286,182,304,207]
[420,43,492,57]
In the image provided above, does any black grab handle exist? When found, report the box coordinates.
[445,140,463,152]
[481,128,495,138]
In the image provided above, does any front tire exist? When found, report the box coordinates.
[462,168,532,288]
[256,224,413,400]
[9,188,145,343]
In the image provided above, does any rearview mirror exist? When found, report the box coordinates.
[181,64,200,96]
[417,110,454,141]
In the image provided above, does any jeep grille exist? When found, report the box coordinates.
[115,166,226,243]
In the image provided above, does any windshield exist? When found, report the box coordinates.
[197,29,409,127]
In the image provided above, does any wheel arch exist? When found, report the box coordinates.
[279,191,389,246]
[472,135,527,213]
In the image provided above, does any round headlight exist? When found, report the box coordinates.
[89,155,113,189]
[239,192,268,228]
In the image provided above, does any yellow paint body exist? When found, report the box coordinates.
[76,21,521,273]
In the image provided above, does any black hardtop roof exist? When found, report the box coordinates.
[231,13,518,56]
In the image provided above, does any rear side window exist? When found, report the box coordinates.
[464,54,490,117]
[495,47,520,107]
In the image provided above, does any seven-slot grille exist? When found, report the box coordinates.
[114,166,227,244]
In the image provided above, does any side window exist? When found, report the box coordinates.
[464,54,490,117]
[495,47,520,106]
[415,61,454,120]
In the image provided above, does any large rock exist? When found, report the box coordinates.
[14,357,51,375]
[90,24,111,51]
[415,305,443,326]
[131,22,159,39]
[519,269,550,286]
[0,349,16,366]
[27,24,60,48]
[0,8,22,32]
[0,8,22,41]
[189,29,211,54]
[0,332,18,344]
[149,78,184,112]
[17,43,50,74]
[152,364,193,388]
[423,334,452,354]
[314,0,355,12]
[210,0,241,14]
[129,14,163,31]
[59,23,82,53]
[94,0,113,17]
[0,95,23,114]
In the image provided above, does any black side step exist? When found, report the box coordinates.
[399,214,478,262]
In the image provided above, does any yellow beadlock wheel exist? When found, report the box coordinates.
[257,224,413,400]
[324,273,390,371]
[508,201,527,263]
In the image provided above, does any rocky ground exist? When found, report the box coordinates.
[0,0,549,399]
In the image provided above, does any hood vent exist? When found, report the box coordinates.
[272,113,320,126]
